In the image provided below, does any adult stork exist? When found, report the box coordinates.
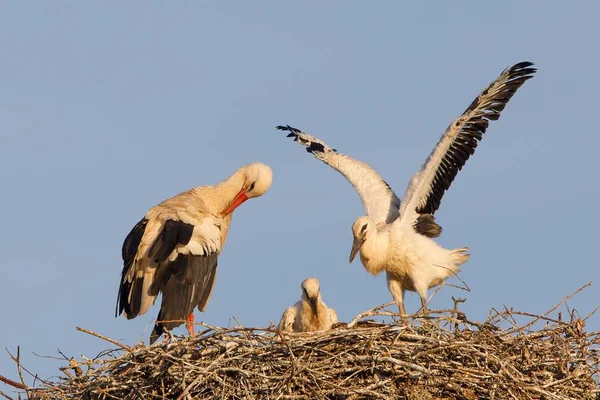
[116,162,273,343]
[278,277,338,332]
[278,61,536,317]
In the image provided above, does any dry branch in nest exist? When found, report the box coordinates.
[2,286,600,400]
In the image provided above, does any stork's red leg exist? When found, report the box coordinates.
[186,313,195,337]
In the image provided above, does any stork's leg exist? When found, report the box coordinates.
[419,296,428,313]
[386,273,408,324]
[186,313,195,337]
[398,301,407,322]
[415,282,429,315]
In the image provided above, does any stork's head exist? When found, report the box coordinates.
[301,277,321,316]
[221,162,273,215]
[349,216,375,263]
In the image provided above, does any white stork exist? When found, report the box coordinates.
[116,162,273,343]
[278,277,338,332]
[278,62,536,317]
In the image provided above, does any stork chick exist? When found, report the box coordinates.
[279,277,338,333]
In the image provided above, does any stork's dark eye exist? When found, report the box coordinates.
[248,182,256,192]
[360,224,368,233]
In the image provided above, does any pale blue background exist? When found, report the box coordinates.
[1,2,599,386]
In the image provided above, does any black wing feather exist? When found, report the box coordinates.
[416,62,536,215]
[148,219,194,263]
[116,218,148,317]
[149,253,219,343]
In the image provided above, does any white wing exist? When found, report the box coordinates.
[278,305,298,332]
[328,307,339,325]
[398,62,536,226]
[278,125,401,225]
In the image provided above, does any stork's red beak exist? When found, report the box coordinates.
[221,188,249,216]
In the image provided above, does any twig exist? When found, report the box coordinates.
[433,264,471,292]
[76,326,133,351]
[176,374,203,400]
[346,302,396,328]
[0,388,16,400]
[502,282,592,335]
[14,347,25,390]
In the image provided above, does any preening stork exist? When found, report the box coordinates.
[278,277,338,332]
[278,62,536,317]
[116,162,273,343]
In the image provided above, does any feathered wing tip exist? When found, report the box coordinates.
[276,125,337,154]
[116,218,148,318]
[278,124,401,225]
[409,61,537,217]
[463,61,537,117]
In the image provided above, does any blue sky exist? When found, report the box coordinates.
[1,2,599,385]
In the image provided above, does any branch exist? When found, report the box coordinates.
[0,374,25,390]
[346,302,396,328]
[76,327,132,352]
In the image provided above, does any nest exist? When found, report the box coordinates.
[2,288,599,400]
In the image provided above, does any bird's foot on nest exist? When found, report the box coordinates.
[163,329,176,344]
[396,304,409,325]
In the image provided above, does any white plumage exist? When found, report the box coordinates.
[279,62,536,317]
[279,277,338,333]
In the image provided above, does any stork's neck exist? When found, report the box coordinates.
[359,229,389,276]
[197,169,247,214]
[302,297,328,326]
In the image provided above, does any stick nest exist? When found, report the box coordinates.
[6,297,600,400]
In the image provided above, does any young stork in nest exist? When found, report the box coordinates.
[116,162,273,343]
[278,62,536,318]
[279,277,338,332]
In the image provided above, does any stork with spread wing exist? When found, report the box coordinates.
[278,61,536,317]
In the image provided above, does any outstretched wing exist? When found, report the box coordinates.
[278,125,401,225]
[399,61,537,227]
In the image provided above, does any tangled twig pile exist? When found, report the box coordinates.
[2,288,599,400]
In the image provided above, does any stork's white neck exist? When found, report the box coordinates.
[301,297,328,328]
[193,168,247,214]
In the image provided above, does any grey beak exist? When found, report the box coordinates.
[308,296,319,316]
[349,236,364,263]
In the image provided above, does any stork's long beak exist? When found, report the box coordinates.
[221,188,249,216]
[349,236,364,263]
[308,296,319,317]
